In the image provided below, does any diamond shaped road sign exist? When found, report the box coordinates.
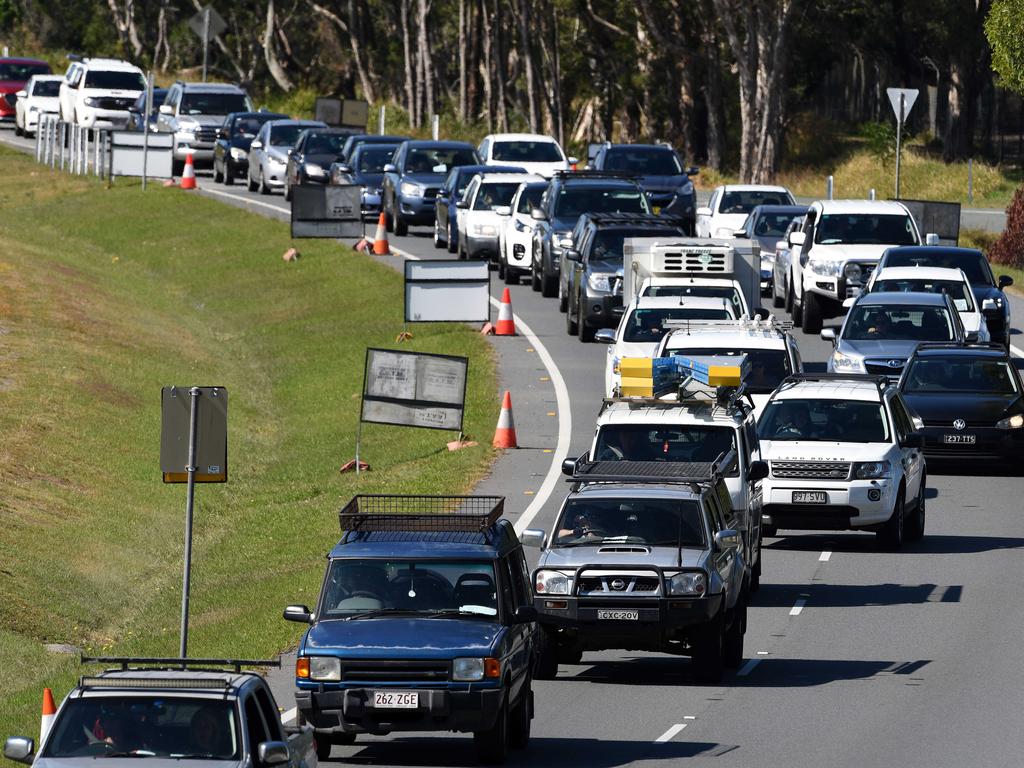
[188,6,227,40]
[886,87,919,124]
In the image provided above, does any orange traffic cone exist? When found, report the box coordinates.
[495,287,516,336]
[492,390,518,448]
[40,688,56,745]
[372,212,390,255]
[180,153,196,190]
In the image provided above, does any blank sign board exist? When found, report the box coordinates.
[361,348,468,431]
[404,260,490,323]
[111,131,173,178]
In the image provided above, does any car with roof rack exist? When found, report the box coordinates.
[283,495,537,765]
[897,342,1024,466]
[757,373,927,548]
[520,449,756,684]
[3,657,315,768]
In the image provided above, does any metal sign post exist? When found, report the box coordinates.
[142,72,153,189]
[179,387,200,657]
[189,6,227,82]
[887,87,919,200]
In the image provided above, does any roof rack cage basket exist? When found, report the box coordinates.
[338,495,505,534]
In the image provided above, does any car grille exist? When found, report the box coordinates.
[195,126,218,143]
[772,461,851,480]
[923,419,991,428]
[340,660,450,683]
[95,96,134,110]
[865,359,905,376]
[577,573,661,596]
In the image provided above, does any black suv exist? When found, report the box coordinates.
[530,171,649,297]
[562,213,689,341]
[589,143,699,233]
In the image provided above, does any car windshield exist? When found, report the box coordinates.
[623,307,731,342]
[664,347,791,394]
[719,190,793,214]
[592,229,682,263]
[595,424,736,465]
[32,80,61,97]
[603,148,682,175]
[759,398,890,443]
[554,187,646,217]
[269,124,310,146]
[83,70,145,90]
[492,141,563,162]
[319,559,498,618]
[42,697,238,760]
[180,92,249,115]
[553,498,705,547]
[872,278,975,312]
[516,185,547,213]
[407,148,478,173]
[903,358,1018,395]
[844,305,955,342]
[473,182,521,210]
[752,213,802,238]
[814,214,917,245]
[356,146,397,173]
[305,133,348,154]
[883,251,991,284]
[0,62,50,80]
[641,284,744,319]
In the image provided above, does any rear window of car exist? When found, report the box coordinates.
[473,182,521,210]
[0,62,51,80]
[815,214,917,246]
[719,190,793,214]
[516,185,546,213]
[623,307,731,342]
[305,133,348,154]
[356,146,397,173]
[844,305,955,342]
[181,91,250,115]
[872,278,974,311]
[603,148,681,175]
[492,141,563,163]
[554,187,646,217]
[407,148,478,173]
[83,70,146,91]
[883,251,991,285]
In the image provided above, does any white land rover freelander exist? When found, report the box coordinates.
[757,373,927,549]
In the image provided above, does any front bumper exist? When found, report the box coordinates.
[174,140,215,162]
[262,161,288,187]
[983,310,1009,345]
[77,108,131,130]
[296,686,503,736]
[398,194,436,223]
[361,191,382,218]
[465,233,499,260]
[581,286,624,329]
[762,478,895,530]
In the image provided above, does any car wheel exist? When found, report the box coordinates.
[507,683,532,750]
[246,170,258,192]
[284,178,292,202]
[762,523,778,538]
[723,597,746,669]
[503,258,517,285]
[531,261,541,292]
[433,218,445,249]
[905,473,926,542]
[223,162,234,185]
[213,161,223,184]
[792,289,803,328]
[802,291,823,334]
[172,158,185,177]
[772,277,784,308]
[579,317,595,343]
[384,197,395,233]
[558,276,569,312]
[534,630,558,680]
[258,167,271,195]
[497,257,506,280]
[14,121,22,137]
[691,611,725,684]
[877,488,905,551]
[446,231,458,253]
[566,299,578,335]
[750,551,762,592]
[394,206,408,236]
[541,271,558,298]
[473,693,509,765]
[315,738,332,762]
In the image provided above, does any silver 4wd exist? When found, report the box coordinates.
[521,457,758,684]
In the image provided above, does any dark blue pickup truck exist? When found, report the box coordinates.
[283,495,538,765]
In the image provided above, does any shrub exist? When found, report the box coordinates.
[988,186,1024,268]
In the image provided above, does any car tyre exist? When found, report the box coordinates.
[791,291,803,328]
[905,473,926,542]
[433,219,445,249]
[558,277,568,312]
[473,693,509,765]
[772,278,785,308]
[508,684,532,750]
[762,523,777,538]
[534,631,558,680]
[802,291,823,334]
[691,611,725,684]
[566,303,578,335]
[223,163,235,185]
[750,550,762,592]
[258,167,271,195]
[877,488,905,550]
[284,178,293,202]
[723,598,746,669]
[540,266,558,298]
[213,161,224,184]
[503,259,517,285]
[394,209,408,237]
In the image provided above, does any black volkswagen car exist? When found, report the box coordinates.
[877,246,1014,348]
[213,110,288,185]
[898,342,1024,466]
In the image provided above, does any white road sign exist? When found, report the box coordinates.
[886,87,919,124]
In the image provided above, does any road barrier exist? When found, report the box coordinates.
[31,115,174,182]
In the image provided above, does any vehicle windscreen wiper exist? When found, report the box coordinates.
[342,608,419,621]
[424,608,497,619]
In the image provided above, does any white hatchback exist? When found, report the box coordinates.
[477,133,575,178]
[14,74,62,136]
[696,185,795,238]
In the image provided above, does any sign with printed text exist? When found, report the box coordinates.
[360,349,468,431]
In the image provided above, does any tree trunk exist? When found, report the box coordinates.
[417,0,434,122]
[106,0,144,60]
[263,0,294,91]
[458,0,467,121]
[154,1,171,73]
[515,0,539,133]
[493,0,507,131]
[944,58,969,161]
[480,0,494,130]
[400,0,417,125]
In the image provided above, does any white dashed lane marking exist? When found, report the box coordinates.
[655,723,688,743]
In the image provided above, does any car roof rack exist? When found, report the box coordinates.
[564,450,733,490]
[551,170,637,181]
[911,341,1008,354]
[338,495,504,535]
[81,656,281,673]
[782,373,890,390]
[665,318,794,337]
[582,212,688,227]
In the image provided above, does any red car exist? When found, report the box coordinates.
[0,57,52,121]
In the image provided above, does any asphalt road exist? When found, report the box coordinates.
[5,127,1024,767]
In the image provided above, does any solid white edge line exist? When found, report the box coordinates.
[819,551,832,562]
[389,246,571,535]
[281,707,297,724]
[201,186,291,215]
[790,599,807,616]
[655,723,687,743]
[1011,344,1024,358]
[736,658,761,676]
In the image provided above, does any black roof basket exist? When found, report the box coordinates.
[563,450,733,488]
[338,495,504,534]
[551,170,637,181]
[911,341,1008,353]
[781,373,890,391]
[81,657,281,673]
[582,212,688,227]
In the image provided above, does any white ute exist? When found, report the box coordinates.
[59,58,146,130]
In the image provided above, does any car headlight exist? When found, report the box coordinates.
[831,352,864,371]
[229,147,247,161]
[452,657,500,681]
[853,461,890,479]
[471,223,497,236]
[400,181,423,197]
[587,272,615,292]
[996,414,1024,430]
[535,569,571,595]
[83,97,98,107]
[809,259,842,277]
[667,571,707,596]
[844,263,863,283]
[307,656,341,681]
[305,162,326,177]
[713,226,736,238]
[677,181,694,195]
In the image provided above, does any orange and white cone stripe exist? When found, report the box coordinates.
[372,212,390,255]
[495,287,516,336]
[40,688,56,745]
[180,153,196,190]
[493,390,518,448]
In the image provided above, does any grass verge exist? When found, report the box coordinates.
[0,146,498,740]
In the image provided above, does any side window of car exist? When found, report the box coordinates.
[514,550,531,603]
[253,686,283,742]
[888,395,911,443]
[744,419,760,459]
[709,189,720,214]
[498,557,517,613]
[243,695,269,752]
[704,493,727,534]
[790,340,803,372]
[715,479,735,523]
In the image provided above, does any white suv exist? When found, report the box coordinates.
[757,374,927,549]
[477,133,574,178]
[787,199,921,333]
[59,58,146,130]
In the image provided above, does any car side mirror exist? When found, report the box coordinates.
[15,89,26,99]
[842,297,856,309]
[257,741,290,766]
[530,208,546,221]
[3,738,34,765]
[687,166,700,176]
[820,328,837,343]
[733,228,748,238]
[998,275,1014,289]
[158,104,173,115]
[789,231,806,247]
[283,604,313,623]
[455,200,469,209]
[714,529,740,550]
[494,205,512,216]
[594,328,616,344]
[564,248,581,262]
[567,156,578,165]
[383,163,397,173]
[696,206,712,217]
[747,460,769,483]
[561,457,578,476]
[902,432,925,449]
[520,529,547,548]
[250,140,263,150]
[512,605,538,624]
